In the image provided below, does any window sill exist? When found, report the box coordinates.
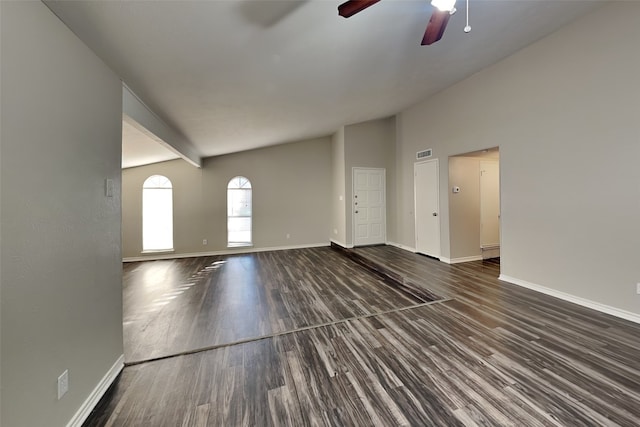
[227,243,253,248]
[141,249,175,254]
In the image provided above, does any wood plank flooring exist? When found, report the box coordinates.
[123,248,438,363]
[85,246,640,426]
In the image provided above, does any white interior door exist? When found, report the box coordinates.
[480,160,500,248]
[415,160,440,258]
[353,168,386,246]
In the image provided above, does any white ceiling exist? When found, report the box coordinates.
[45,0,604,167]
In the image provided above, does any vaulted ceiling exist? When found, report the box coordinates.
[45,0,604,167]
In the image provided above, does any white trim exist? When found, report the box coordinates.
[124,243,330,262]
[386,241,416,253]
[66,354,124,427]
[227,243,253,248]
[482,249,500,260]
[440,255,483,264]
[481,244,500,250]
[455,255,483,263]
[499,275,640,325]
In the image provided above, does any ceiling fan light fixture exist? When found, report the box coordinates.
[431,0,456,13]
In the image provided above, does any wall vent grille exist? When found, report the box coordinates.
[416,149,433,160]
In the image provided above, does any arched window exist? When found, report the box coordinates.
[227,176,252,247]
[142,175,173,252]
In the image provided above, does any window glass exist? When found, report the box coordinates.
[227,176,252,246]
[142,175,173,251]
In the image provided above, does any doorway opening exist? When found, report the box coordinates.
[448,147,500,266]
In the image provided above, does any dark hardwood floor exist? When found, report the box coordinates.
[123,248,434,364]
[85,246,640,426]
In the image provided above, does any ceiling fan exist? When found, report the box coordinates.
[338,0,466,46]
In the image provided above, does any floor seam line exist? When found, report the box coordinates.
[124,297,453,367]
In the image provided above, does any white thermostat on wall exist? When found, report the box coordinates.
[452,186,460,193]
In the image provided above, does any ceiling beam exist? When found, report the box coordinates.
[122,84,201,168]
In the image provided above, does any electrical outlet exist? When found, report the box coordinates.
[636,283,640,295]
[202,239,207,245]
[286,233,290,239]
[57,370,69,400]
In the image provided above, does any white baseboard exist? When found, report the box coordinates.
[499,275,640,325]
[124,242,330,262]
[481,244,500,250]
[386,241,416,253]
[67,354,124,427]
[482,248,500,259]
[441,255,483,264]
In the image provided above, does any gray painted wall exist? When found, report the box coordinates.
[1,2,123,426]
[331,127,347,246]
[122,137,332,258]
[122,159,205,256]
[395,2,640,315]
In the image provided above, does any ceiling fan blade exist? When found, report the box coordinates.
[338,0,381,18]
[421,10,451,45]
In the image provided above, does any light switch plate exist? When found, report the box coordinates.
[57,370,69,400]
[105,178,114,197]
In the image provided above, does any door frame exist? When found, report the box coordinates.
[352,167,386,247]
[414,159,440,258]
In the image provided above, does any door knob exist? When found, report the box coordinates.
[432,212,438,216]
